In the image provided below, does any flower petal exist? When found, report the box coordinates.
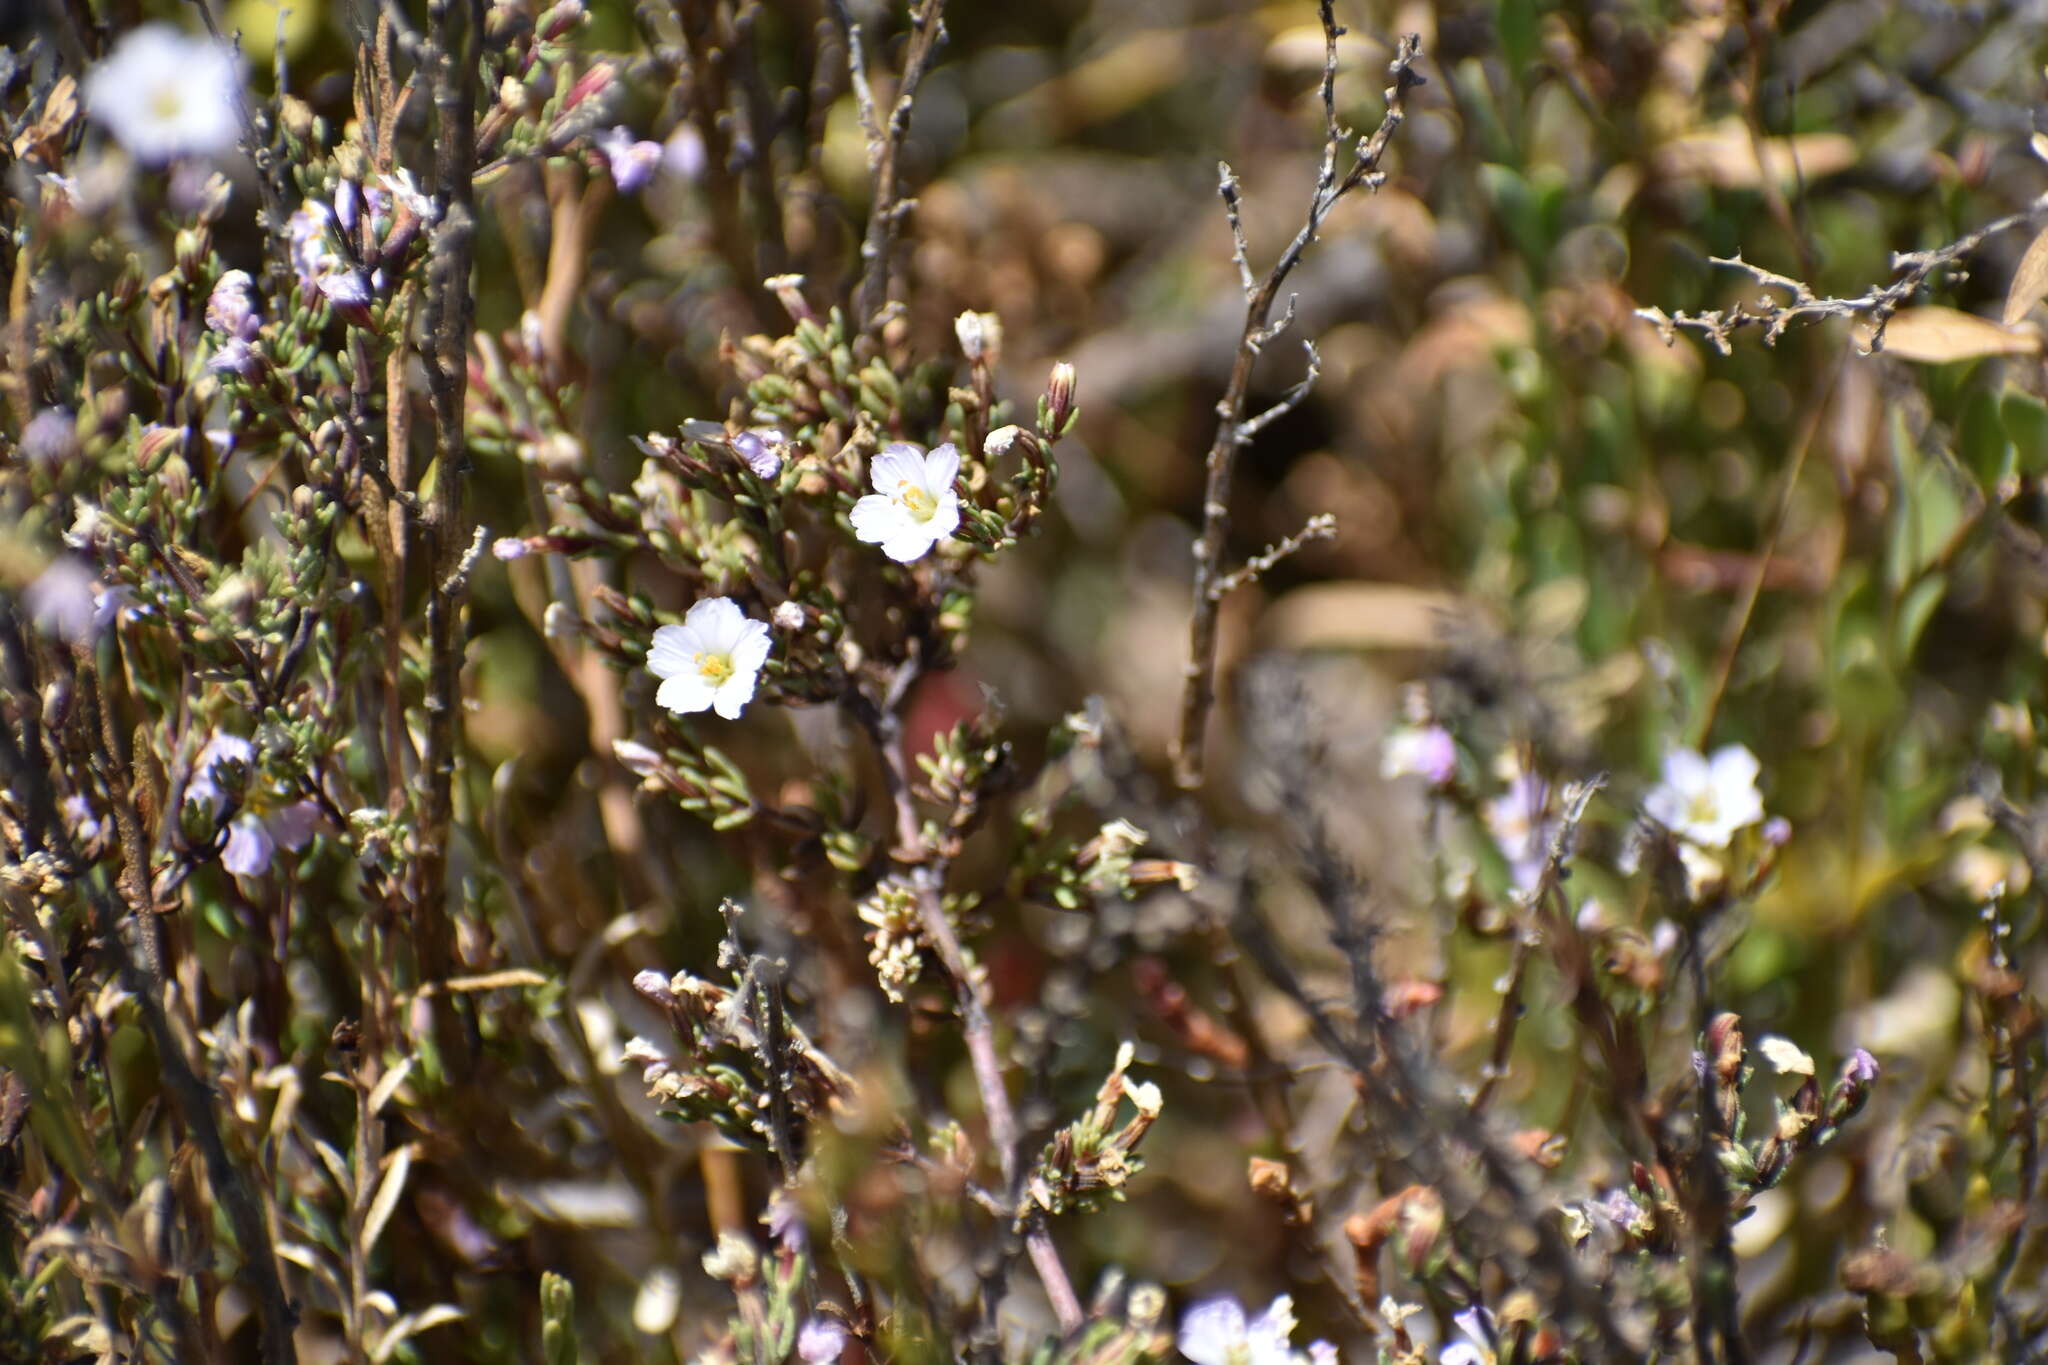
[221,814,274,877]
[656,673,715,715]
[922,442,961,491]
[851,493,909,545]
[871,444,928,493]
[683,596,746,650]
[1176,1297,1247,1365]
[647,623,700,679]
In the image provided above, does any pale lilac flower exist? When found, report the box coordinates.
[663,124,706,180]
[1381,724,1457,786]
[597,126,663,193]
[1176,1294,1329,1365]
[1439,1306,1497,1365]
[1643,744,1764,848]
[1844,1047,1879,1085]
[23,408,78,463]
[1483,772,1551,894]
[286,202,339,290]
[850,442,961,563]
[82,25,241,163]
[219,799,322,877]
[187,734,256,813]
[730,429,784,479]
[796,1317,847,1365]
[208,336,260,378]
[62,795,102,843]
[26,558,99,644]
[1762,815,1792,847]
[492,537,530,561]
[205,270,262,339]
[319,269,374,325]
[648,597,771,719]
[764,1190,807,1254]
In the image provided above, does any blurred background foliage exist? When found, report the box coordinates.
[7,0,2048,1359]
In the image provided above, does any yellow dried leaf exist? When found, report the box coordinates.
[2004,226,2048,326]
[1856,307,2040,363]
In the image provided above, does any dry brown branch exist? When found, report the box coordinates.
[1170,12,1423,789]
[416,0,483,1016]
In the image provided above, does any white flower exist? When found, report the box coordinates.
[850,442,961,562]
[796,1318,847,1365]
[82,25,242,164]
[1643,744,1764,848]
[648,597,771,719]
[1176,1294,1331,1365]
[1483,772,1551,894]
[26,558,100,644]
[1439,1307,1497,1365]
[1757,1035,1814,1076]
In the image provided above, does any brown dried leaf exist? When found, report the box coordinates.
[12,76,78,164]
[1655,120,1857,190]
[1857,307,2040,363]
[2004,226,2048,326]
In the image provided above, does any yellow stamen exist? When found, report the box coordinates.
[150,87,185,120]
[899,484,935,518]
[695,652,734,684]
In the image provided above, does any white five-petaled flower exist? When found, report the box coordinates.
[1176,1294,1333,1365]
[850,442,961,563]
[1643,744,1764,848]
[648,597,771,719]
[82,25,242,164]
[186,733,323,877]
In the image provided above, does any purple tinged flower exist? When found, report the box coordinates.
[1483,771,1552,894]
[319,269,374,325]
[1439,1306,1497,1365]
[62,795,102,843]
[1844,1048,1879,1085]
[286,202,338,290]
[26,558,100,644]
[205,270,262,339]
[730,428,784,479]
[1381,724,1457,787]
[221,813,275,876]
[631,968,677,1006]
[23,408,78,463]
[187,733,255,813]
[334,179,361,236]
[1762,815,1792,847]
[1177,1294,1323,1365]
[764,1190,807,1255]
[797,1317,847,1365]
[208,335,260,378]
[492,537,531,561]
[597,126,663,193]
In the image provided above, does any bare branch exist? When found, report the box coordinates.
[1172,21,1424,789]
[831,0,949,335]
[1209,512,1336,600]
[1637,194,2048,354]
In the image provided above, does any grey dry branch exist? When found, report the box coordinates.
[1171,16,1423,790]
[830,0,948,335]
[1635,192,2048,354]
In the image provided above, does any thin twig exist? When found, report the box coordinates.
[830,0,949,335]
[1636,195,2048,355]
[1171,14,1422,788]
[846,678,1084,1334]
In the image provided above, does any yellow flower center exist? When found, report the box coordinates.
[150,86,185,121]
[899,483,936,519]
[695,652,734,685]
[1687,791,1719,826]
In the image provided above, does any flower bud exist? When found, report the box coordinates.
[771,601,805,630]
[561,62,613,111]
[538,0,584,40]
[613,739,664,778]
[764,273,813,323]
[1045,360,1077,431]
[954,310,1000,364]
[492,537,531,561]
